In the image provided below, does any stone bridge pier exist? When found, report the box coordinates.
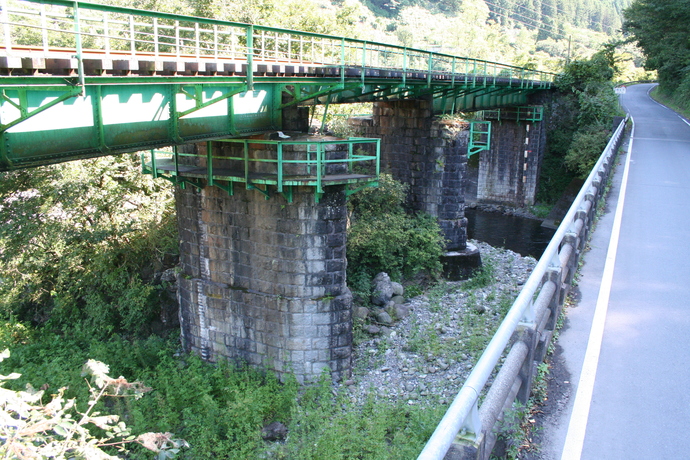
[475,112,546,207]
[176,178,352,383]
[352,98,470,251]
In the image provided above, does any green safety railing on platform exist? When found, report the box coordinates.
[483,106,544,123]
[468,121,491,157]
[142,137,380,202]
[0,0,556,90]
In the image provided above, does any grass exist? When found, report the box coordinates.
[0,245,532,459]
[649,86,690,120]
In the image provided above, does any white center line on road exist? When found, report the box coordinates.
[560,118,635,460]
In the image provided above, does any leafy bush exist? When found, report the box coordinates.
[347,174,445,292]
[564,127,612,178]
[0,155,178,339]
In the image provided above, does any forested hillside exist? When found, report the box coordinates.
[367,0,630,36]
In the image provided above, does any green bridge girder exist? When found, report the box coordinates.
[0,0,555,171]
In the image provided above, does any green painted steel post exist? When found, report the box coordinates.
[340,38,346,87]
[174,145,180,177]
[73,1,85,93]
[451,57,456,87]
[316,143,323,193]
[243,140,249,186]
[277,143,283,192]
[403,48,407,87]
[92,86,108,153]
[150,149,158,178]
[246,25,254,91]
[361,42,367,88]
[169,85,183,143]
[207,141,214,187]
[427,51,433,87]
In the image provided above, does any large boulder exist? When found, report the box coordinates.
[371,272,393,306]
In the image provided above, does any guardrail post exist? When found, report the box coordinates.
[444,402,482,460]
[246,25,254,90]
[544,265,563,331]
[72,1,85,92]
[513,324,537,405]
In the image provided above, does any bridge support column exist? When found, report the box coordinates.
[175,163,352,383]
[476,119,545,207]
[354,99,469,251]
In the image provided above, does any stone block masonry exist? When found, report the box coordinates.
[175,161,352,383]
[477,118,545,207]
[350,98,470,251]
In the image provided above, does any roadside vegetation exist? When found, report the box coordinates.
[623,0,690,114]
[537,49,623,204]
[0,0,648,457]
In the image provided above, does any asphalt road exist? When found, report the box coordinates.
[534,83,690,459]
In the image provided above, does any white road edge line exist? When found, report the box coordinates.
[560,118,635,460]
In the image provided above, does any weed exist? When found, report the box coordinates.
[463,260,496,290]
[495,402,529,460]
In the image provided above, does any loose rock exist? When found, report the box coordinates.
[347,241,537,411]
[371,272,394,306]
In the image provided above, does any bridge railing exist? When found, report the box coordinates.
[417,116,628,460]
[1,0,555,87]
[143,136,380,201]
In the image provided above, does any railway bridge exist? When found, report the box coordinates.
[0,0,555,381]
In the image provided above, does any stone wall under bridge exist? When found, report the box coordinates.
[174,142,353,383]
[475,115,546,207]
[350,98,470,251]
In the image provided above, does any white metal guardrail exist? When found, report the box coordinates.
[418,115,629,460]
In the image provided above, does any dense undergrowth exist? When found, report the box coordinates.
[537,50,623,204]
[1,331,444,458]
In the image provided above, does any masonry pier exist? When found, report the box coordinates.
[352,98,470,251]
[173,139,359,383]
[475,108,546,207]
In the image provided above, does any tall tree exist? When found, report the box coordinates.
[623,0,690,89]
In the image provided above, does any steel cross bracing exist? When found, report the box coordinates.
[0,0,555,171]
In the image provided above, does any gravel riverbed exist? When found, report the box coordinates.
[342,240,537,407]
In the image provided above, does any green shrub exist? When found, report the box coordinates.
[347,175,445,290]
[348,213,444,281]
[564,127,611,178]
[0,155,178,339]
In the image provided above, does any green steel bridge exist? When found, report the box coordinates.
[0,0,555,174]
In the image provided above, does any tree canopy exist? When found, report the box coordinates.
[623,0,690,89]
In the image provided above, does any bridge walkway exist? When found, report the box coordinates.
[535,83,690,459]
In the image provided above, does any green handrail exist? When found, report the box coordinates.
[3,0,557,85]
